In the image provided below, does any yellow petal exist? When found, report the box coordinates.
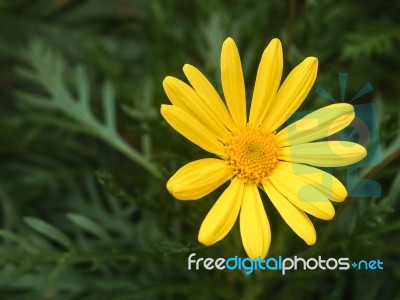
[161,105,224,156]
[261,57,318,132]
[240,183,271,259]
[263,179,316,245]
[221,37,247,128]
[183,64,236,132]
[268,168,335,220]
[280,141,367,167]
[163,77,229,141]
[277,103,355,147]
[275,161,347,202]
[249,38,283,127]
[198,177,244,245]
[167,158,234,200]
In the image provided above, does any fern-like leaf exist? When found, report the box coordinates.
[15,40,161,178]
[342,23,400,59]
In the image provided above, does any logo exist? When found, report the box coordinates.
[285,73,382,198]
[188,253,384,275]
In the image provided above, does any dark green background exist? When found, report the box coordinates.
[0,0,399,299]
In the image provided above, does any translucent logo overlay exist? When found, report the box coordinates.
[285,73,381,198]
[188,253,384,275]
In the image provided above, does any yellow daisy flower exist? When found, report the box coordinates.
[161,37,367,259]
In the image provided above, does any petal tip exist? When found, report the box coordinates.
[162,77,174,90]
[182,64,193,72]
[198,231,212,246]
[166,178,174,193]
[340,189,348,201]
[166,177,184,199]
[246,250,268,260]
[325,207,335,220]
[223,37,237,49]
[160,104,170,115]
[163,76,173,83]
[269,38,282,47]
[306,56,318,64]
[360,146,367,158]
[268,38,283,57]
[306,235,317,246]
[353,144,368,162]
[302,57,318,72]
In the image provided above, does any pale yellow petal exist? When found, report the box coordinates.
[161,105,224,155]
[280,141,367,167]
[261,57,318,132]
[198,177,243,245]
[263,179,316,245]
[163,77,229,141]
[167,158,234,200]
[183,64,236,132]
[249,38,283,127]
[268,169,335,220]
[275,161,347,202]
[240,183,271,259]
[277,103,355,147]
[221,37,246,128]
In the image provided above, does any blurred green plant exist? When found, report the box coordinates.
[15,41,161,178]
[0,0,399,299]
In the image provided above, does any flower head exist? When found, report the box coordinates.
[161,37,366,259]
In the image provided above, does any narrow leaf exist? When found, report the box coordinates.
[67,213,111,243]
[24,217,72,249]
[102,80,116,132]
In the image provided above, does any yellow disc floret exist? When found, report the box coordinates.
[224,127,281,183]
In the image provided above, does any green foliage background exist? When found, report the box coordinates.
[0,0,399,299]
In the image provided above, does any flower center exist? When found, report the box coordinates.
[224,127,280,183]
